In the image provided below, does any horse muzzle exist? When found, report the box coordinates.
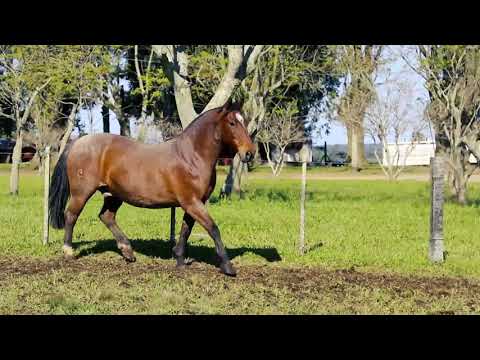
[241,151,254,163]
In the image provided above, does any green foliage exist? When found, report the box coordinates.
[188,46,228,111]
[123,45,178,122]
[249,45,339,117]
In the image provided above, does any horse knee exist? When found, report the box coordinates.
[99,212,114,227]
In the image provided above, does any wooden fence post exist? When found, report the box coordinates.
[170,207,176,248]
[299,146,308,255]
[43,146,50,245]
[430,156,445,262]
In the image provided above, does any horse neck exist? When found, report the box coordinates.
[177,114,222,168]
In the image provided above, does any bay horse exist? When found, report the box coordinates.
[48,100,255,276]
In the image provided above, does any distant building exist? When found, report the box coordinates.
[259,140,313,164]
[382,141,479,166]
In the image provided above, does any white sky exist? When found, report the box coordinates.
[76,46,431,145]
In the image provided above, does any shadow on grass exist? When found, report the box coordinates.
[74,238,282,267]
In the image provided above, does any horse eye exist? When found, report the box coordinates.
[229,121,236,127]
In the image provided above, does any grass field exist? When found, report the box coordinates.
[1,165,480,314]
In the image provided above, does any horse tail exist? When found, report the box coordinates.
[49,143,73,229]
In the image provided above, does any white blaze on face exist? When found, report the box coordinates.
[235,112,244,125]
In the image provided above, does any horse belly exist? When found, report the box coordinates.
[107,169,178,209]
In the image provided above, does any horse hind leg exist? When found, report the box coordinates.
[63,192,93,260]
[173,212,195,268]
[98,194,136,263]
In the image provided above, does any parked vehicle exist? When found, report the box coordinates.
[0,139,36,163]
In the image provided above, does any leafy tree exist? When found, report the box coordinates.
[0,45,108,193]
[331,45,384,171]
[413,45,480,204]
[0,46,53,194]
[256,102,305,176]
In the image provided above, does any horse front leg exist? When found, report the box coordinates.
[180,199,236,276]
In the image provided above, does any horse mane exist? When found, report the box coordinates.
[181,102,243,134]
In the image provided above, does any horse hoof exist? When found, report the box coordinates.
[63,246,75,261]
[220,262,237,277]
[124,255,136,263]
[176,263,187,271]
[122,250,136,263]
[175,255,193,267]
[175,257,186,268]
[63,254,75,261]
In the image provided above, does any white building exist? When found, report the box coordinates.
[271,141,313,163]
[382,141,478,166]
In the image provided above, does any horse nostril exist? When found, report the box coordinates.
[246,151,253,161]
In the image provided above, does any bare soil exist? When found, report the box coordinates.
[0,256,478,302]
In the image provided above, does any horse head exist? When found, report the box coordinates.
[217,99,256,163]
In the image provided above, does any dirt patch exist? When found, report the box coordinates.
[0,256,478,301]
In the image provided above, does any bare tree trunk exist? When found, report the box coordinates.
[346,124,352,164]
[274,152,287,177]
[233,158,247,194]
[457,183,467,205]
[59,104,79,157]
[450,153,468,205]
[9,129,23,195]
[59,122,74,157]
[453,164,468,205]
[102,105,110,133]
[222,154,246,198]
[153,45,262,129]
[351,122,366,171]
[7,78,51,195]
[117,113,131,137]
[153,45,198,127]
[203,45,243,113]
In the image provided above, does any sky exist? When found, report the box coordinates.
[313,46,430,145]
[76,46,431,146]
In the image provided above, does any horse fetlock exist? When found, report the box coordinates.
[172,245,185,258]
[118,243,136,263]
[175,259,187,270]
[63,245,75,260]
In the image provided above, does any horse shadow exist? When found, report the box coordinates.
[74,238,282,267]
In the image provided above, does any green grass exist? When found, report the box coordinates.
[1,169,480,278]
[1,262,478,314]
[1,168,480,314]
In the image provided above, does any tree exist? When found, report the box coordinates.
[150,45,265,199]
[412,45,480,205]
[331,45,384,171]
[56,46,108,155]
[99,46,132,137]
[223,45,339,196]
[0,46,52,195]
[256,103,306,177]
[128,45,174,142]
[365,78,427,180]
[0,45,108,194]
[152,45,264,128]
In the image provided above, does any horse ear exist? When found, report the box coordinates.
[236,98,244,110]
[219,98,233,113]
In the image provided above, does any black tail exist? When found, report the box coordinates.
[49,145,72,229]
